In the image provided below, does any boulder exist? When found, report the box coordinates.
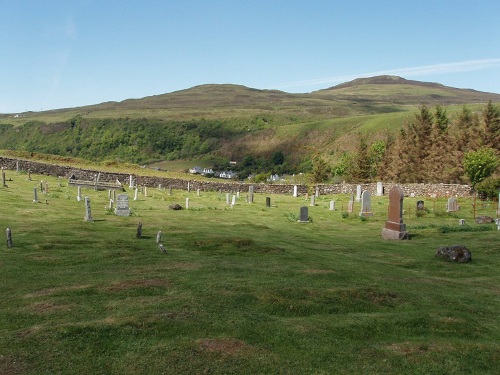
[475,216,494,224]
[168,203,183,210]
[436,245,472,263]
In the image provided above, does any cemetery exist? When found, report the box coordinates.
[0,167,499,374]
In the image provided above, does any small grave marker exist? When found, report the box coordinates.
[299,206,309,223]
[84,197,93,222]
[6,227,12,248]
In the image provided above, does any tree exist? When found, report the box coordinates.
[463,148,500,186]
[483,100,500,148]
[309,158,330,183]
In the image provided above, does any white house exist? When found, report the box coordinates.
[189,166,203,174]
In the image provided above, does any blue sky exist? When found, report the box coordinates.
[1,0,500,113]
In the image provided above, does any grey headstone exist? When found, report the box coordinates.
[310,195,315,206]
[266,197,271,207]
[299,206,309,223]
[84,197,93,221]
[115,194,130,216]
[77,186,82,202]
[6,227,12,248]
[376,182,383,196]
[33,187,38,203]
[156,231,162,244]
[356,185,362,202]
[446,197,458,212]
[416,200,424,210]
[329,200,335,211]
[359,190,373,217]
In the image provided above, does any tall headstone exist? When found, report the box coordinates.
[84,197,93,222]
[348,200,354,213]
[266,197,271,207]
[249,192,254,203]
[329,200,335,211]
[231,195,236,206]
[249,185,254,203]
[315,186,320,198]
[1,168,7,187]
[381,186,409,240]
[134,187,138,201]
[356,185,362,202]
[446,197,458,212]
[33,187,38,203]
[16,161,19,174]
[156,231,162,244]
[293,185,298,197]
[129,175,134,188]
[185,197,190,209]
[136,222,142,239]
[310,195,315,206]
[226,193,230,205]
[28,169,32,181]
[299,206,309,223]
[359,191,373,217]
[197,188,200,197]
[187,182,191,193]
[144,187,148,197]
[77,186,82,202]
[6,227,12,248]
[115,194,130,216]
[376,182,383,196]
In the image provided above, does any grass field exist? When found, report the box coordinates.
[0,170,499,374]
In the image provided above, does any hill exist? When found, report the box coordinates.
[0,76,499,179]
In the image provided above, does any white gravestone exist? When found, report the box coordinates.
[77,186,82,202]
[356,185,362,202]
[293,185,298,197]
[84,197,93,221]
[359,191,373,217]
[376,182,383,196]
[329,200,335,211]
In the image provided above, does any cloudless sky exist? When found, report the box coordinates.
[1,0,500,113]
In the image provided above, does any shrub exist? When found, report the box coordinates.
[475,176,500,200]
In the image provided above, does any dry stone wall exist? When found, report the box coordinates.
[0,156,473,197]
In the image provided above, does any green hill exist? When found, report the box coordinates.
[0,75,499,176]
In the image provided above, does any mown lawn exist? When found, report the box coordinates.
[0,170,499,374]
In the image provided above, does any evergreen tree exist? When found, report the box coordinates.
[482,100,500,149]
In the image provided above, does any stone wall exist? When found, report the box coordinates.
[0,156,473,197]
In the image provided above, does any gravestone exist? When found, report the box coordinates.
[84,197,93,222]
[299,206,309,223]
[112,190,116,202]
[136,222,142,239]
[293,185,298,197]
[329,200,335,211]
[185,197,189,209]
[459,219,465,225]
[1,168,6,187]
[6,227,12,248]
[197,188,200,197]
[16,161,19,174]
[129,175,134,188]
[249,186,254,194]
[168,186,172,195]
[226,193,230,205]
[115,194,130,216]
[359,191,373,217]
[144,187,148,197]
[77,186,82,202]
[33,187,38,203]
[28,170,32,181]
[376,182,383,196]
[249,192,254,203]
[266,197,271,207]
[156,231,162,244]
[187,182,190,193]
[108,190,112,200]
[356,185,362,202]
[446,197,458,212]
[347,200,354,213]
[381,186,409,240]
[109,199,113,210]
[231,195,236,206]
[416,200,425,210]
[237,191,240,199]
[310,195,315,206]
[315,186,319,198]
[44,181,48,195]
[134,188,138,201]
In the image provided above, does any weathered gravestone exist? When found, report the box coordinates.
[381,186,409,240]
[136,222,142,239]
[359,191,373,217]
[156,231,162,244]
[293,185,298,197]
[6,227,12,248]
[310,195,315,206]
[249,186,254,203]
[76,186,82,202]
[84,197,93,222]
[315,186,319,198]
[329,200,335,211]
[266,197,271,207]
[376,182,383,196]
[347,199,354,213]
[134,188,138,201]
[185,197,190,209]
[33,187,38,203]
[446,197,459,212]
[231,195,236,206]
[1,168,7,187]
[226,193,230,205]
[298,206,309,223]
[416,200,425,210]
[129,175,134,188]
[356,185,362,202]
[115,194,130,216]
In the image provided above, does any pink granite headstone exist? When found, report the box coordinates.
[382,186,409,240]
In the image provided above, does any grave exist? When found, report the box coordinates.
[359,191,373,217]
[381,186,409,240]
[156,231,162,244]
[33,187,38,203]
[329,200,335,211]
[347,200,354,213]
[376,182,383,196]
[298,206,309,223]
[134,188,138,201]
[1,168,7,187]
[416,200,425,210]
[446,197,459,212]
[459,219,465,225]
[266,197,271,207]
[231,195,236,206]
[185,197,190,209]
[315,186,319,198]
[310,195,315,206]
[115,194,130,216]
[293,185,298,197]
[356,185,362,202]
[6,227,12,248]
[84,197,93,222]
[77,186,82,202]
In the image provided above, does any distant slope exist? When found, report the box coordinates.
[313,75,500,105]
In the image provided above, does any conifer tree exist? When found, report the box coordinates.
[482,100,500,149]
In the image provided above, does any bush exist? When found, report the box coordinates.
[475,176,500,200]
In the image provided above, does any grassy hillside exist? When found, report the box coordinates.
[0,172,498,374]
[1,76,499,171]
